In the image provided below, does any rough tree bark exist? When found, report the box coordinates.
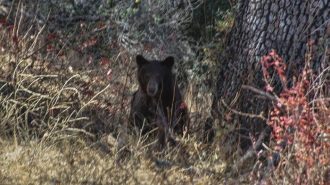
[209,0,329,150]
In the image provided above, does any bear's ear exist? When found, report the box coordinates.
[136,55,148,68]
[162,56,174,68]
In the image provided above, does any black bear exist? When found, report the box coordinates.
[129,55,188,146]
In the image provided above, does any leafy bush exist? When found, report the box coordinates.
[260,49,329,184]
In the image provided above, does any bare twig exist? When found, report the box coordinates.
[241,85,279,102]
[49,15,109,23]
[62,128,95,138]
[221,99,266,121]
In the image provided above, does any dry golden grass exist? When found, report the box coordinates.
[0,41,233,184]
[0,138,230,185]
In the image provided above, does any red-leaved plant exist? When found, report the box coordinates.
[260,49,329,183]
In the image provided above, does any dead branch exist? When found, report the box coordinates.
[221,99,266,121]
[241,85,279,102]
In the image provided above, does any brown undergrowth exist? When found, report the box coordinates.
[0,3,231,185]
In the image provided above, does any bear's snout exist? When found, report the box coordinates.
[147,79,159,97]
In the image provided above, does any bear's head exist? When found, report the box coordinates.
[136,55,174,97]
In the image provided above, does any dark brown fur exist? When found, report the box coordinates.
[129,55,188,146]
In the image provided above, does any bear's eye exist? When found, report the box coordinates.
[141,74,150,83]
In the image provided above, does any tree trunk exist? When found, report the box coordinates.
[210,0,329,149]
